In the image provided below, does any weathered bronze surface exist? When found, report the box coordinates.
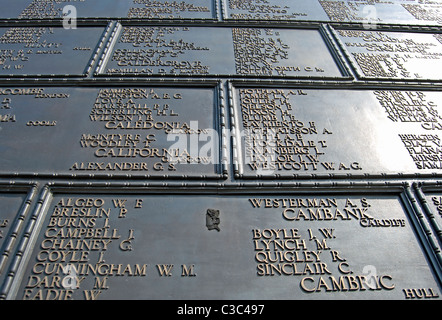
[225,0,330,21]
[0,0,441,301]
[7,187,440,300]
[100,26,343,78]
[335,29,442,81]
[2,0,441,25]
[0,86,222,178]
[318,0,442,25]
[0,26,106,77]
[232,87,442,178]
[0,0,216,20]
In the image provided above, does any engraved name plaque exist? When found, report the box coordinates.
[126,0,215,20]
[0,86,222,178]
[334,29,442,81]
[319,0,442,25]
[100,26,343,78]
[0,26,106,77]
[231,86,442,178]
[0,0,216,20]
[5,186,440,300]
[0,0,441,305]
[225,0,442,25]
[224,0,330,21]
[5,0,441,25]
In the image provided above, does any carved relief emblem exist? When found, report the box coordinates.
[206,209,220,232]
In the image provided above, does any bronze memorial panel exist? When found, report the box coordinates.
[224,0,330,21]
[99,26,343,78]
[319,0,442,25]
[224,0,442,25]
[0,0,441,306]
[0,26,106,77]
[231,86,442,178]
[0,86,222,178]
[0,0,216,20]
[334,29,442,81]
[6,187,440,300]
[5,0,441,25]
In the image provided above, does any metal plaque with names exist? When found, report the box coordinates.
[231,86,442,178]
[4,0,441,24]
[224,0,330,21]
[0,0,441,304]
[224,0,442,25]
[5,187,440,300]
[99,26,343,78]
[0,0,216,20]
[0,26,106,77]
[334,29,442,81]
[319,0,442,25]
[0,86,223,178]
